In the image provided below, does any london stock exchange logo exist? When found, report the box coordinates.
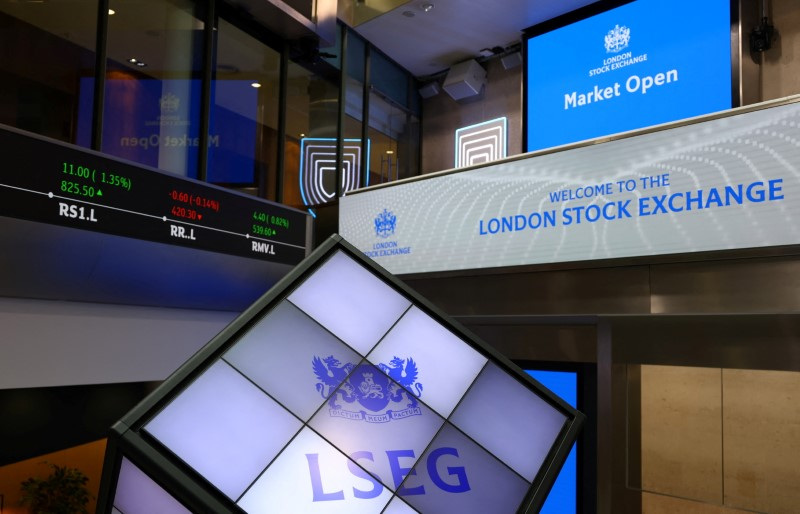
[604,24,630,53]
[374,208,396,238]
[159,92,180,113]
[312,355,424,423]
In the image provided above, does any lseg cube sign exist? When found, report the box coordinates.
[97,236,583,513]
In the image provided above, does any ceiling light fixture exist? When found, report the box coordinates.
[250,82,262,88]
[127,58,138,63]
[421,2,434,12]
[402,11,415,18]
[135,62,147,67]
[108,8,115,15]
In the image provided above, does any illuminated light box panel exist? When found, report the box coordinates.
[299,138,370,206]
[96,235,583,514]
[455,117,508,169]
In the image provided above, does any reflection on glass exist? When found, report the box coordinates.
[209,19,280,192]
[102,0,205,177]
[0,0,97,143]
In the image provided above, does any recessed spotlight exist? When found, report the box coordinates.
[386,150,394,154]
[402,10,415,17]
[127,58,138,63]
[135,62,147,67]
[250,82,261,88]
[108,8,115,15]
[421,2,434,12]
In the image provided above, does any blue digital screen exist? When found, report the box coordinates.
[526,370,578,514]
[526,0,733,152]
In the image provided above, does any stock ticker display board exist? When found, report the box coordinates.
[0,124,308,266]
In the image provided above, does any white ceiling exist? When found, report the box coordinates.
[352,0,599,78]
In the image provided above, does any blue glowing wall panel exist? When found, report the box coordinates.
[526,370,578,514]
[526,0,733,152]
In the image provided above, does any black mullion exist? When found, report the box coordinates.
[91,0,110,151]
[335,24,347,198]
[276,42,289,203]
[197,0,216,182]
[360,44,371,188]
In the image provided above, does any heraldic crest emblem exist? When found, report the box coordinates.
[313,355,424,423]
[374,209,396,239]
[604,24,630,53]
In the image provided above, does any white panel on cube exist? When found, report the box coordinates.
[113,458,191,514]
[449,363,568,481]
[98,236,582,514]
[289,250,411,354]
[224,300,362,421]
[367,306,487,418]
[237,428,395,514]
[143,361,303,500]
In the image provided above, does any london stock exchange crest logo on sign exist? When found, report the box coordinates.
[604,24,630,53]
[374,208,396,238]
[313,355,423,423]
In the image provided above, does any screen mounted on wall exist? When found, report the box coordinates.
[525,0,736,152]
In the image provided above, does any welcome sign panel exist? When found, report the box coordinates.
[100,239,582,513]
[339,99,800,275]
[526,0,733,152]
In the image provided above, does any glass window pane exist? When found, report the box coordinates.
[401,423,529,514]
[288,250,411,355]
[223,300,362,421]
[450,363,568,482]
[344,74,368,189]
[346,32,365,82]
[370,52,408,109]
[102,0,205,177]
[237,427,395,513]
[367,306,487,418]
[367,93,418,185]
[308,359,446,492]
[0,0,97,144]
[144,360,303,500]
[209,19,280,193]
